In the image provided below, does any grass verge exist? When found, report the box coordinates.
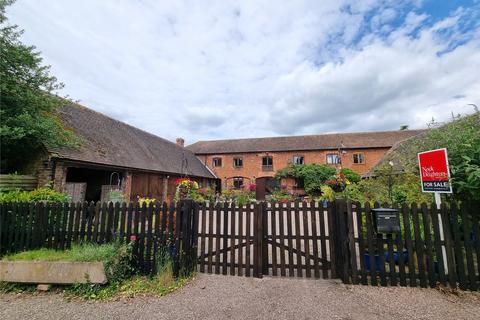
[0,263,192,300]
[2,243,117,262]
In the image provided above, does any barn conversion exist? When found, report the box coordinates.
[29,104,217,202]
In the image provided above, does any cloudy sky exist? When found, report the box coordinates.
[7,0,480,143]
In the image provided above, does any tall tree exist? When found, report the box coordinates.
[0,0,77,173]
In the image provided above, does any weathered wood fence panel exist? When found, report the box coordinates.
[342,200,480,291]
[197,202,259,277]
[1,200,478,290]
[0,175,37,191]
[197,201,336,279]
[0,201,197,276]
[196,200,479,291]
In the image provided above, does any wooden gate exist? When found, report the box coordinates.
[262,201,335,278]
[196,201,337,278]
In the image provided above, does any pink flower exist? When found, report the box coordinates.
[130,235,137,241]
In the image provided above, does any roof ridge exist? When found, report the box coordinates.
[54,103,214,178]
[187,129,427,145]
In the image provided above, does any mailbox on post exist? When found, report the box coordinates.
[371,208,400,233]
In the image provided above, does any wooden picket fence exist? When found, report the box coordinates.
[195,200,479,291]
[0,201,198,276]
[0,199,478,291]
[340,201,480,291]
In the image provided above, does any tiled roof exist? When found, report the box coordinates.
[187,130,426,154]
[48,104,215,178]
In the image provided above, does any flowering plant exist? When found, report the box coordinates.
[175,178,199,190]
[221,188,255,206]
[137,196,156,207]
[270,189,294,203]
[325,173,350,192]
[175,178,200,201]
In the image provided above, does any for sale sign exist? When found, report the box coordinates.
[418,148,452,193]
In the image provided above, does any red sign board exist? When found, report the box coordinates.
[418,148,452,193]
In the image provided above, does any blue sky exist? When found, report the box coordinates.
[6,0,480,143]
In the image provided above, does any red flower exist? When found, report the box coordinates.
[130,235,137,241]
[175,178,187,185]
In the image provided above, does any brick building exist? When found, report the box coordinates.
[29,104,216,202]
[187,130,424,198]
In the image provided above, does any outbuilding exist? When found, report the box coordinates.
[30,104,217,202]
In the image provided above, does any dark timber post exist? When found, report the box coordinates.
[331,199,350,283]
[174,200,196,277]
[261,202,269,276]
[253,202,264,278]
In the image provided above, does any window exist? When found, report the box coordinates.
[326,153,341,164]
[293,155,304,165]
[233,157,243,168]
[353,153,365,164]
[233,177,244,189]
[262,156,273,166]
[262,156,273,171]
[212,157,222,167]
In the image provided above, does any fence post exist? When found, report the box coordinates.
[331,199,350,283]
[174,200,196,277]
[261,202,269,276]
[253,202,264,278]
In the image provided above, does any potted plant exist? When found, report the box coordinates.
[175,178,199,201]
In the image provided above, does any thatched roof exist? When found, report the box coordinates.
[48,104,215,178]
[187,130,425,154]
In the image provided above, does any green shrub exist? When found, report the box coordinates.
[316,185,335,202]
[29,187,71,202]
[0,189,30,202]
[221,189,255,206]
[270,189,294,202]
[276,164,336,197]
[342,184,366,202]
[103,242,137,284]
[0,187,70,203]
[340,168,361,183]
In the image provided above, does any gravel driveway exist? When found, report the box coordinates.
[1,274,479,320]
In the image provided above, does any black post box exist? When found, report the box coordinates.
[371,208,400,233]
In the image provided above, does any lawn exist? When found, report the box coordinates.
[2,243,117,262]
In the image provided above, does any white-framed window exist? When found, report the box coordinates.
[326,153,341,164]
[262,156,273,171]
[293,155,304,165]
[233,157,243,168]
[213,157,222,167]
[353,153,365,164]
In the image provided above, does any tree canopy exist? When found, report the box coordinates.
[374,111,480,201]
[0,0,78,173]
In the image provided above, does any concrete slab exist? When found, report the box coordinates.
[0,261,107,284]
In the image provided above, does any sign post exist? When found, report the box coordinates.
[418,148,452,275]
[418,148,452,208]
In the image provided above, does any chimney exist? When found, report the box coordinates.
[176,137,185,147]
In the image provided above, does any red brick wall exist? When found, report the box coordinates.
[197,147,390,189]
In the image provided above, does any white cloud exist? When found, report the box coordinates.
[268,8,480,134]
[6,0,479,143]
